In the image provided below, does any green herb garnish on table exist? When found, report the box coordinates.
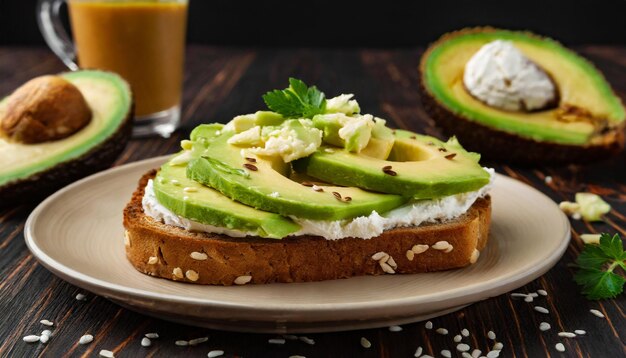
[575,233,626,300]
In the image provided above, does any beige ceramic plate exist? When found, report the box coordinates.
[25,156,570,333]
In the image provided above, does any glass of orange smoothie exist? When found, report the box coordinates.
[37,0,188,137]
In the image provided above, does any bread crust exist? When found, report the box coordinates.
[419,27,625,165]
[124,171,492,285]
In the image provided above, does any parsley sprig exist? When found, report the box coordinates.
[574,233,626,300]
[262,78,326,118]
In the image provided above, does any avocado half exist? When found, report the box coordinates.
[419,27,625,164]
[0,70,133,205]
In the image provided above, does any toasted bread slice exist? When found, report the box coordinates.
[123,171,491,285]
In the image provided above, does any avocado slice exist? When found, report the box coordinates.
[186,130,406,220]
[296,130,490,199]
[153,161,300,239]
[420,28,625,162]
[0,70,133,205]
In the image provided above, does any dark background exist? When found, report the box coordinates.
[1,0,626,47]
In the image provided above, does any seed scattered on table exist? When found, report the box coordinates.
[175,340,189,346]
[539,322,551,331]
[537,289,548,296]
[524,295,534,302]
[555,343,565,352]
[457,343,470,352]
[360,337,371,348]
[590,309,605,318]
[487,330,496,340]
[208,350,225,358]
[189,337,209,345]
[454,334,462,342]
[99,350,115,358]
[22,335,40,343]
[79,334,93,344]
[283,334,298,340]
[461,328,470,337]
[299,336,315,345]
[414,346,423,357]
[574,329,586,335]
[441,349,452,358]
[425,321,433,329]
[534,306,549,314]
[544,176,553,184]
[486,350,501,358]
[268,338,286,345]
[471,349,481,357]
[145,333,159,339]
[558,332,576,338]
[40,319,53,327]
[75,293,87,301]
[141,337,151,347]
[388,325,402,332]
[492,342,503,350]
[39,335,49,344]
[462,353,472,358]
[436,328,449,335]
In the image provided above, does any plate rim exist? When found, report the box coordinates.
[25,156,571,314]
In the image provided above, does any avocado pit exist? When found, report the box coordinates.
[1,75,92,144]
[463,40,558,112]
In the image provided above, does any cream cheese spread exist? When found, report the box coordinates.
[463,40,556,111]
[143,168,495,240]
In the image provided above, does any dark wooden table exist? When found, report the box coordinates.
[1,46,625,358]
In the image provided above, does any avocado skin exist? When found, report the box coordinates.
[419,77,625,165]
[0,102,133,206]
[419,27,625,164]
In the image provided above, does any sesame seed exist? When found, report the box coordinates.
[269,338,286,345]
[312,185,324,192]
[388,325,402,332]
[414,346,423,357]
[524,296,534,302]
[412,244,429,254]
[590,309,605,318]
[454,335,462,342]
[382,165,393,170]
[141,338,151,347]
[371,251,389,261]
[462,353,472,358]
[380,261,396,274]
[173,267,183,279]
[383,168,397,176]
[243,163,258,171]
[40,319,54,327]
[425,321,433,329]
[534,306,549,314]
[185,270,199,282]
[574,330,586,335]
[529,292,539,297]
[457,343,470,352]
[41,330,51,337]
[208,350,225,358]
[470,249,480,263]
[189,337,209,345]
[360,337,371,348]
[283,334,298,340]
[486,351,500,358]
[22,335,40,343]
[441,349,452,358]
[343,196,352,202]
[124,231,131,247]
[387,256,398,269]
[558,332,576,338]
[76,293,87,301]
[145,333,159,339]
[332,191,342,199]
[461,328,470,337]
[406,250,415,261]
[544,176,553,184]
[471,349,481,358]
[555,343,565,352]
[432,241,452,251]
[183,187,198,193]
[539,322,551,331]
[175,340,189,346]
[39,335,49,344]
[510,293,528,298]
[245,157,256,163]
[234,275,252,285]
[79,334,93,344]
[438,147,447,152]
[421,356,434,358]
[492,342,503,350]
[299,336,315,345]
[147,256,158,265]
[436,328,449,335]
[99,350,115,358]
[487,330,496,340]
[190,252,208,260]
[444,245,454,253]
[445,153,457,160]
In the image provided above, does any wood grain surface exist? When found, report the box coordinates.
[0,46,625,357]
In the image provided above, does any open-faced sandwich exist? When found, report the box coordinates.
[420,28,625,164]
[124,79,494,285]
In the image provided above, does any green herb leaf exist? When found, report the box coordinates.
[262,78,326,118]
[574,233,626,300]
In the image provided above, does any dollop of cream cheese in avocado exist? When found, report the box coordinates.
[463,40,557,111]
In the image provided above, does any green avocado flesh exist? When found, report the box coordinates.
[296,130,490,198]
[154,162,300,239]
[423,29,625,145]
[0,70,132,186]
[186,131,406,220]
